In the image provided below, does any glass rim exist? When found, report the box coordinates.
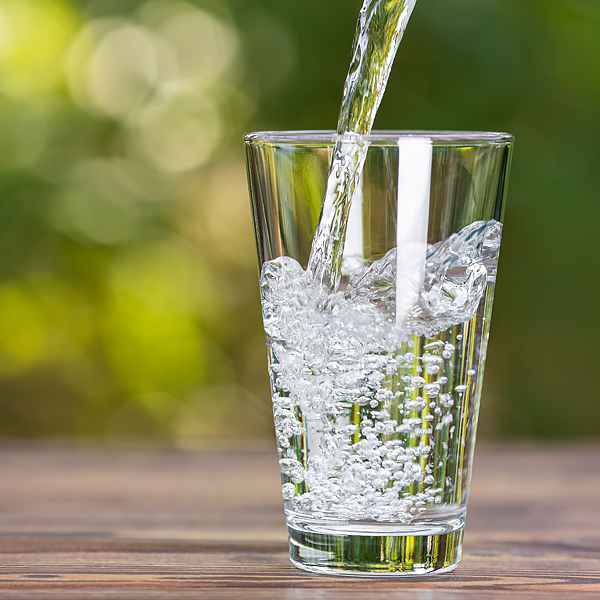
[244,129,514,146]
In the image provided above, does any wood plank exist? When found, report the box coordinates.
[0,443,597,598]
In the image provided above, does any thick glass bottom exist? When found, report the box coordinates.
[287,514,464,576]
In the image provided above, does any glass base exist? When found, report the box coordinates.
[287,515,464,576]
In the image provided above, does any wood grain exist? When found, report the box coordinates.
[0,442,598,599]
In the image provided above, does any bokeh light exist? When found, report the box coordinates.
[0,0,267,444]
[0,0,78,97]
[0,0,597,442]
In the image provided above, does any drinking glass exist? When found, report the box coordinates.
[245,131,513,576]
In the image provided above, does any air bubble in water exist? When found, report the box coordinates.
[406,397,426,411]
[411,376,426,388]
[282,483,296,500]
[424,341,445,351]
[440,393,453,408]
[424,383,441,398]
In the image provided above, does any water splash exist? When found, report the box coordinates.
[307,0,418,291]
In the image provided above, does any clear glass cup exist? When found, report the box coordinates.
[245,131,514,576]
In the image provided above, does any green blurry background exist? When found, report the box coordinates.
[0,0,597,443]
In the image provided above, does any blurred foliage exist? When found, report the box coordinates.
[0,0,597,442]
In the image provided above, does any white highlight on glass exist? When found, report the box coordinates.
[396,137,433,325]
[342,171,365,273]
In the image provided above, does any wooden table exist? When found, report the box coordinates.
[0,443,598,599]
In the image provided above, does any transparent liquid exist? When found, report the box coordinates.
[262,221,500,526]
[275,313,490,524]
